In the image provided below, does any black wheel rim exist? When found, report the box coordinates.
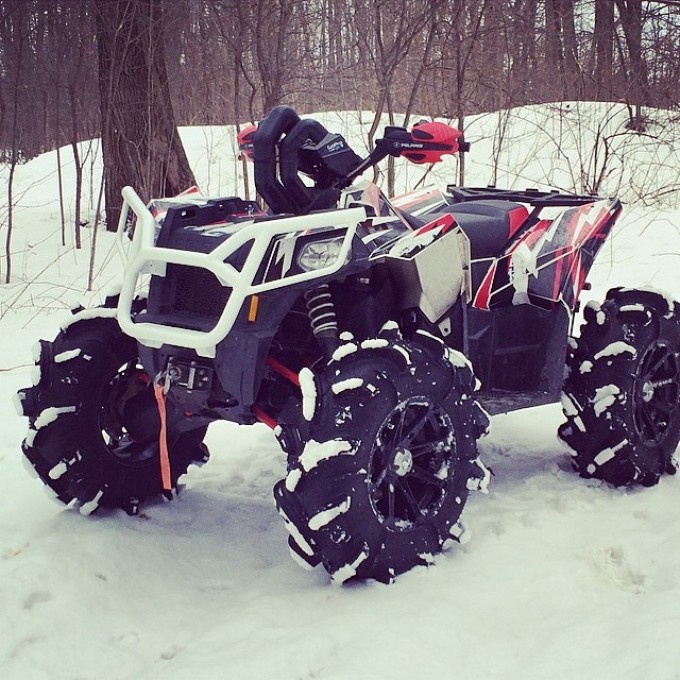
[633,342,680,446]
[368,397,455,531]
[99,361,160,466]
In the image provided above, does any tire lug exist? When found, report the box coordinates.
[17,299,208,515]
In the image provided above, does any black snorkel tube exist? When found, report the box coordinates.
[252,105,300,214]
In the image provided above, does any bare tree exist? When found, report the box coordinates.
[592,0,615,99]
[435,0,489,185]
[353,0,447,193]
[615,0,650,130]
[0,0,32,283]
[94,0,196,229]
[1,0,680,226]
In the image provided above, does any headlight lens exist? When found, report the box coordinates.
[297,236,346,271]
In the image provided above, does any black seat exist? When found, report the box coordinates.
[437,200,529,259]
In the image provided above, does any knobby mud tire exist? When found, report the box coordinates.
[559,288,680,487]
[274,328,489,584]
[17,300,208,514]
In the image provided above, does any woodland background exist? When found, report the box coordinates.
[3,0,680,157]
[2,8,680,676]
[1,0,680,256]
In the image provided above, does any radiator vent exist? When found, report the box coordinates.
[169,264,230,320]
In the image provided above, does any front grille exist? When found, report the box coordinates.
[169,264,230,320]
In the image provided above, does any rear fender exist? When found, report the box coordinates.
[473,199,621,311]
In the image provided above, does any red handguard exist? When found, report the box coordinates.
[237,124,257,161]
[404,121,462,164]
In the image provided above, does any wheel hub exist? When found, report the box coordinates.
[392,448,413,476]
[368,397,455,530]
[642,380,655,403]
[100,363,159,464]
[633,342,680,445]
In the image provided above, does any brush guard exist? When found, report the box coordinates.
[115,186,365,358]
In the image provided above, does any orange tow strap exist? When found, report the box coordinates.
[153,383,172,492]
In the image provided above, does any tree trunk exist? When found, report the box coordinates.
[560,0,581,98]
[71,141,82,250]
[614,0,649,130]
[95,0,196,230]
[593,0,614,99]
[545,0,564,99]
[6,157,16,284]
[88,170,106,291]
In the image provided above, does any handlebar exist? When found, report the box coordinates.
[237,107,468,216]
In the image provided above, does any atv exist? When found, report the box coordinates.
[16,106,680,583]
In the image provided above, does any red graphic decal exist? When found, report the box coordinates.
[473,261,497,310]
[176,186,201,197]
[391,186,442,210]
[416,213,456,236]
[507,206,529,238]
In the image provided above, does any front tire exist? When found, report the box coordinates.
[16,301,209,514]
[274,328,489,583]
[559,288,680,486]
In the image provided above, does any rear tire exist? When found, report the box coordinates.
[559,288,680,486]
[274,327,489,583]
[16,300,209,514]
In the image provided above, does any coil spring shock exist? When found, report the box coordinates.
[304,284,339,357]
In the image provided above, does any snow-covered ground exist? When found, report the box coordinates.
[1,104,680,680]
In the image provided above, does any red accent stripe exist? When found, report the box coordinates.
[416,221,440,235]
[176,185,201,196]
[416,213,455,235]
[473,262,497,310]
[507,206,529,238]
[391,187,441,210]
[515,218,551,251]
[253,406,278,430]
[266,356,301,387]
[440,213,457,234]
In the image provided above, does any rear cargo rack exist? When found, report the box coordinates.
[444,185,610,207]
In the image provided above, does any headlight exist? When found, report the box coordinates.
[297,236,347,271]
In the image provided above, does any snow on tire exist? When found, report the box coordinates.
[16,297,209,515]
[559,287,680,486]
[274,327,489,584]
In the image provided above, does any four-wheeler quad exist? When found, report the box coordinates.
[16,106,680,583]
